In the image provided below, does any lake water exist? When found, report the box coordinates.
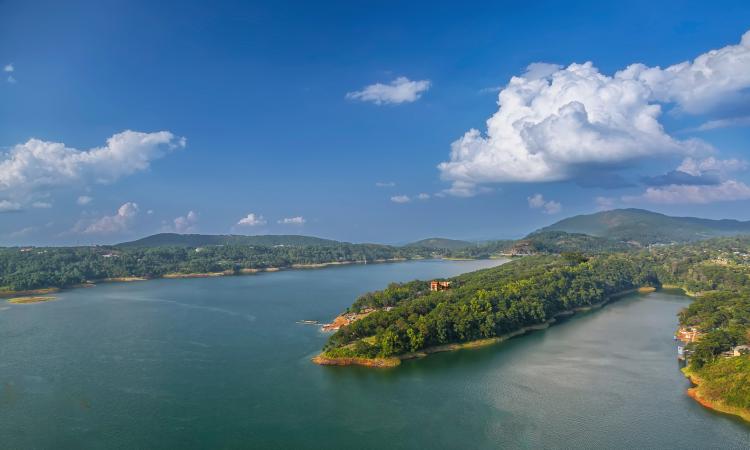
[1,259,749,449]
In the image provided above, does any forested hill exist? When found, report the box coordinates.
[404,238,475,250]
[117,233,343,248]
[536,208,750,245]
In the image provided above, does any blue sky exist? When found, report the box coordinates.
[2,0,750,245]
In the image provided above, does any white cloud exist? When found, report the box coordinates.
[237,213,266,227]
[278,216,306,225]
[147,209,154,215]
[416,193,430,200]
[626,31,750,114]
[31,201,52,209]
[439,31,750,194]
[77,195,93,205]
[375,181,396,187]
[677,157,747,177]
[626,180,750,204]
[346,77,431,105]
[693,116,750,131]
[390,195,411,203]
[81,202,139,234]
[626,156,750,205]
[0,130,185,208]
[4,64,14,83]
[173,210,198,233]
[0,200,21,212]
[528,193,562,214]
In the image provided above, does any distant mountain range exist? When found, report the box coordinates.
[117,233,343,248]
[535,208,750,245]
[118,209,750,250]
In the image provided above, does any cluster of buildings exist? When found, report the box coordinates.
[676,326,750,362]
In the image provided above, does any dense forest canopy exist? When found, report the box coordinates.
[0,243,433,291]
[0,229,639,292]
[322,237,750,365]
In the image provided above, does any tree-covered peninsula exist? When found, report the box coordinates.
[318,237,750,422]
[318,253,657,364]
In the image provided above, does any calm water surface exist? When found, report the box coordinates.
[1,259,749,449]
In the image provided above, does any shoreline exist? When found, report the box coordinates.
[660,284,700,297]
[683,369,750,423]
[0,256,500,299]
[7,295,57,304]
[313,286,656,368]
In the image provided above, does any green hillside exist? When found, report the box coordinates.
[117,233,343,248]
[536,209,750,245]
[405,238,475,250]
[513,231,633,254]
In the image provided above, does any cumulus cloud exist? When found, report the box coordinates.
[416,193,430,200]
[439,31,750,195]
[173,210,198,233]
[375,181,396,187]
[391,195,411,203]
[0,130,185,208]
[346,77,431,105]
[237,213,266,227]
[77,195,93,205]
[626,31,750,114]
[81,202,139,234]
[31,201,52,209]
[527,194,561,214]
[278,216,306,225]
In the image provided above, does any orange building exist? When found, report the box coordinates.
[430,280,451,292]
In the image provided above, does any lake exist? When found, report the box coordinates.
[1,259,749,449]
